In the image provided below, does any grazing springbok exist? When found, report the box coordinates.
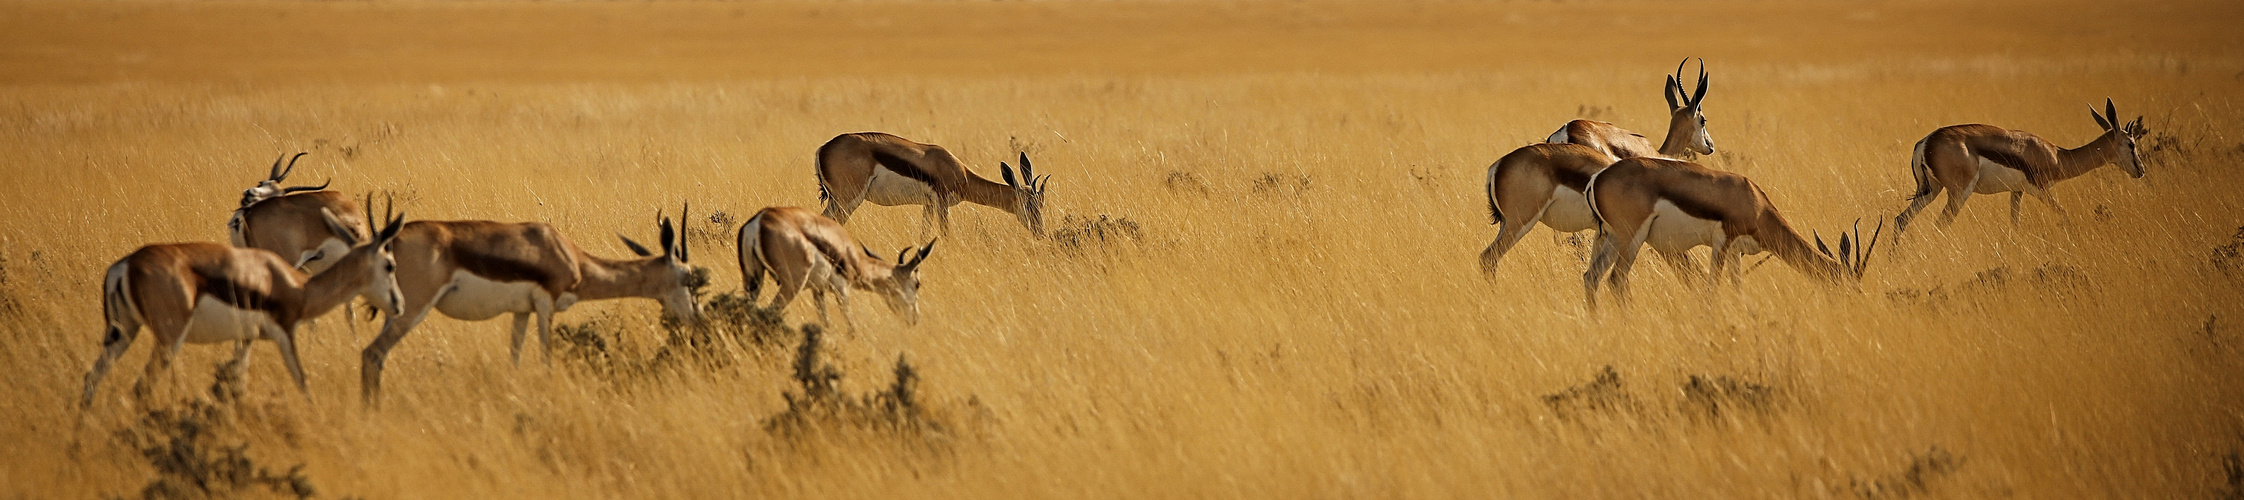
[230,153,369,274]
[358,207,706,406]
[1581,157,1878,310]
[737,206,934,329]
[1893,99,2148,236]
[1547,59,1717,160]
[81,213,407,407]
[814,132,1048,238]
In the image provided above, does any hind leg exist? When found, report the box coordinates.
[2026,185,2068,221]
[263,324,311,402]
[1894,183,1943,236]
[1480,218,1536,279]
[1656,249,1705,289]
[80,319,143,407]
[1582,229,1620,311]
[1935,176,1978,228]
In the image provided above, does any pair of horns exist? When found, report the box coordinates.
[895,239,937,269]
[619,202,692,262]
[1813,218,1884,279]
[2089,98,2146,136]
[1001,152,1049,192]
[268,152,306,182]
[361,191,405,243]
[1665,58,1709,111]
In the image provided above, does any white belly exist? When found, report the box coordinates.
[181,297,277,344]
[1644,200,1728,255]
[1973,157,2031,194]
[862,166,938,206]
[1541,186,1596,232]
[433,271,569,321]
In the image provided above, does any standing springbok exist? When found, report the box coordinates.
[230,152,370,274]
[1481,60,1718,278]
[1547,59,1717,160]
[358,207,706,406]
[1581,157,1879,310]
[81,213,406,407]
[737,206,934,329]
[815,132,1048,239]
[1893,99,2148,236]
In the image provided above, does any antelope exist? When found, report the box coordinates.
[1547,58,1717,160]
[1581,157,1879,310]
[80,212,407,407]
[1480,60,1717,278]
[230,152,370,274]
[737,206,934,329]
[357,207,706,406]
[1893,99,2148,236]
[815,132,1048,239]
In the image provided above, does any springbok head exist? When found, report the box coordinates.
[240,152,330,208]
[999,153,1050,238]
[865,240,936,325]
[1664,58,1715,156]
[334,194,408,317]
[619,203,708,325]
[1812,219,1884,287]
[2089,98,2148,179]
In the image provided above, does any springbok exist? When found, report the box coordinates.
[814,132,1048,238]
[81,212,406,407]
[1481,60,1718,278]
[1581,157,1879,310]
[230,152,369,274]
[1893,98,2147,236]
[356,207,706,406]
[1547,59,1717,160]
[737,206,934,329]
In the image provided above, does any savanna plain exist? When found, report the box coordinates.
[3,0,2243,498]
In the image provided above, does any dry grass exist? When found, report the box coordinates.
[3,0,2243,497]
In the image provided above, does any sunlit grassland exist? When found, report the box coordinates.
[2,0,2242,498]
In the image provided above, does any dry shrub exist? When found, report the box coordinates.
[1162,171,1211,197]
[2213,226,2244,285]
[1541,366,1638,422]
[110,362,317,500]
[1680,374,1783,422]
[1049,214,1144,256]
[763,325,980,446]
[1849,446,1961,500]
[551,291,795,383]
[1886,262,2095,308]
[2219,451,2244,500]
[1250,172,1311,196]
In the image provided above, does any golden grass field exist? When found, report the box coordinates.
[4,0,2244,497]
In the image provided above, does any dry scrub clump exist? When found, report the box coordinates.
[2211,226,2244,285]
[1049,214,1144,255]
[1849,446,1961,500]
[1250,172,1312,196]
[551,291,796,383]
[1885,263,2094,309]
[1680,374,1783,422]
[1162,171,1211,197]
[110,362,318,500]
[763,325,974,444]
[1542,366,1639,422]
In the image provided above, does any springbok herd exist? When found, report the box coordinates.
[79,58,2149,410]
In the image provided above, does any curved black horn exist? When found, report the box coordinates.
[678,202,691,262]
[277,152,307,182]
[267,154,287,181]
[1691,58,1708,105]
[914,238,937,265]
[896,247,911,264]
[281,178,332,194]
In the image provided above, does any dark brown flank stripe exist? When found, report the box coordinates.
[1973,147,2040,185]
[870,149,942,187]
[190,270,279,314]
[1550,163,1595,192]
[452,246,554,285]
[806,237,852,278]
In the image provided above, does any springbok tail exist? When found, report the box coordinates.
[736,213,768,302]
[101,261,135,343]
[1485,164,1503,225]
[1907,135,1934,201]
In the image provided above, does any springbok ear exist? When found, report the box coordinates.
[1813,231,1832,258]
[620,235,654,257]
[320,208,362,246]
[1665,75,1682,111]
[1019,152,1034,179]
[379,213,406,243]
[2090,105,2112,130]
[1001,162,1018,187]
[658,217,677,258]
[1838,232,1854,268]
[861,244,879,260]
[2105,99,2118,129]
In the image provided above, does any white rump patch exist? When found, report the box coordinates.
[181,297,277,344]
[863,165,938,207]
